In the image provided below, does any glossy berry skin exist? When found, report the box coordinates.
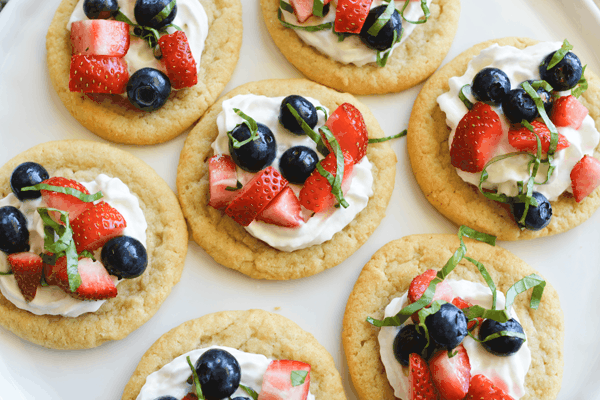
[153,396,177,400]
[231,398,252,400]
[134,0,177,30]
[101,236,148,279]
[83,0,119,19]
[393,324,428,366]
[359,5,402,51]
[471,67,511,106]
[279,146,319,184]
[194,349,241,399]
[511,191,552,231]
[478,318,525,356]
[502,88,538,124]
[279,95,318,135]
[127,68,171,112]
[425,303,468,350]
[228,123,276,172]
[10,162,49,201]
[0,206,30,254]
[539,51,582,91]
[522,80,554,116]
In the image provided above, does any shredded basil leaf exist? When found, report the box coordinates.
[316,105,329,121]
[368,129,407,143]
[572,65,588,98]
[225,181,243,191]
[286,103,329,156]
[464,256,497,310]
[277,8,333,31]
[150,0,176,26]
[79,250,96,261]
[319,126,349,208]
[505,274,546,311]
[279,0,294,13]
[367,0,396,37]
[521,81,558,156]
[115,10,135,25]
[312,0,325,17]
[22,184,102,203]
[186,356,205,400]
[547,39,573,70]
[479,330,527,343]
[0,271,12,275]
[291,370,308,386]
[164,23,183,31]
[399,0,430,24]
[459,84,473,110]
[416,300,446,348]
[228,108,260,149]
[240,384,259,400]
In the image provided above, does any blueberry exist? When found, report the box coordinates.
[392,324,428,366]
[279,146,318,184]
[522,80,554,116]
[83,0,119,19]
[232,398,252,400]
[511,191,552,231]
[279,95,318,135]
[479,318,525,356]
[127,68,171,112]
[471,68,511,106]
[424,303,468,350]
[101,236,148,279]
[539,51,582,91]
[134,0,177,30]
[10,162,49,201]
[0,206,29,254]
[502,88,538,124]
[229,123,276,172]
[359,5,402,51]
[152,397,177,400]
[194,349,241,400]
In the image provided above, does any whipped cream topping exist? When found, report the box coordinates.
[211,94,374,252]
[437,42,600,201]
[0,174,147,317]
[378,280,531,400]
[281,0,432,67]
[67,0,209,75]
[136,345,316,400]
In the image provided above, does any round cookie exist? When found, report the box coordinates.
[122,309,347,400]
[260,0,460,95]
[176,78,396,280]
[407,37,600,241]
[342,233,564,400]
[46,0,243,145]
[0,140,188,349]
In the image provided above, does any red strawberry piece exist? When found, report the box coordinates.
[208,155,239,210]
[408,353,439,400]
[551,95,589,130]
[465,374,514,400]
[181,393,199,400]
[323,103,369,163]
[289,0,331,23]
[334,0,373,34]
[299,151,354,213]
[70,20,130,57]
[507,121,570,155]
[7,253,43,302]
[408,269,453,304]
[570,155,600,202]
[450,102,503,173]
[225,167,288,226]
[158,31,198,90]
[451,297,483,330]
[256,186,304,227]
[43,256,117,300]
[257,360,310,400]
[71,202,127,253]
[40,177,94,223]
[69,55,129,94]
[429,344,471,400]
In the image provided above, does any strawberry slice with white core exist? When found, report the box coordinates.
[408,353,438,400]
[570,155,600,202]
[408,269,454,304]
[45,256,117,300]
[208,155,238,210]
[551,95,589,130]
[289,0,331,23]
[71,201,126,253]
[256,187,304,227]
[41,177,94,223]
[7,252,43,302]
[323,103,369,164]
[429,344,471,400]
[257,360,311,400]
[71,20,130,57]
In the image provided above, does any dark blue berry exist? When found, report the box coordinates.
[279,95,318,135]
[232,398,252,400]
[522,80,554,116]
[502,88,538,124]
[10,162,49,201]
[127,68,171,112]
[134,0,177,30]
[0,206,30,254]
[424,303,468,351]
[359,5,402,51]
[511,191,552,231]
[539,51,582,91]
[101,236,148,279]
[393,324,428,366]
[471,68,511,106]
[478,318,525,356]
[83,0,119,19]
[194,349,241,400]
[153,396,177,400]
[279,146,318,184]
[229,123,276,172]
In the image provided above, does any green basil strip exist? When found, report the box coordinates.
[0,271,12,275]
[150,0,176,27]
[280,0,294,13]
[464,256,497,310]
[572,65,588,98]
[286,103,329,156]
[505,274,546,311]
[478,152,537,204]
[186,356,205,400]
[416,300,446,348]
[368,129,407,143]
[79,250,96,261]
[522,120,535,132]
[225,181,243,191]
[547,39,573,70]
[376,29,401,67]
[400,0,430,24]
[335,32,348,42]
[228,108,260,149]
[22,184,103,203]
[165,23,183,31]
[463,305,510,323]
[458,225,497,246]
[240,384,259,400]
[312,0,325,17]
[480,330,527,343]
[41,253,57,266]
[367,0,395,37]
[530,80,554,93]
[459,84,473,110]
[518,133,543,227]
[64,240,81,293]
[291,370,308,386]
[319,126,349,208]
[115,10,135,25]
[316,105,329,121]
[522,81,558,156]
[277,8,333,31]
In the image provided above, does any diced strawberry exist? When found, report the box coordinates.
[408,269,453,304]
[507,121,570,155]
[570,155,600,202]
[289,0,331,23]
[551,95,589,130]
[225,167,288,226]
[256,187,304,227]
[452,297,483,330]
[323,103,369,164]
[208,155,239,210]
[158,31,198,90]
[465,374,514,400]
[7,253,43,302]
[408,353,439,400]
[46,256,117,300]
[181,393,199,400]
[334,0,373,34]
[450,102,503,173]
[69,55,129,94]
[257,360,310,400]
[71,202,126,252]
[299,151,354,212]
[40,177,94,223]
[71,20,130,57]
[429,344,471,400]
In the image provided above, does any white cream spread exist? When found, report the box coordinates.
[378,280,531,400]
[211,94,374,252]
[438,42,600,201]
[0,174,147,317]
[281,0,432,67]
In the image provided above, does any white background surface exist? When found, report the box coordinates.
[0,0,599,399]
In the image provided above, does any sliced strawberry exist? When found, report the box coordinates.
[40,177,94,223]
[451,297,483,330]
[507,121,570,155]
[44,256,117,300]
[323,103,369,164]
[158,31,198,90]
[69,55,129,94]
[570,155,600,202]
[429,344,471,400]
[551,95,589,130]
[334,0,373,34]
[466,374,514,400]
[181,393,199,400]
[7,253,43,302]
[256,187,304,227]
[71,202,126,252]
[408,269,453,304]
[71,20,130,57]
[289,0,331,23]
[408,353,439,400]
[257,360,310,400]
[450,102,503,173]
[225,167,288,226]
[208,155,239,210]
